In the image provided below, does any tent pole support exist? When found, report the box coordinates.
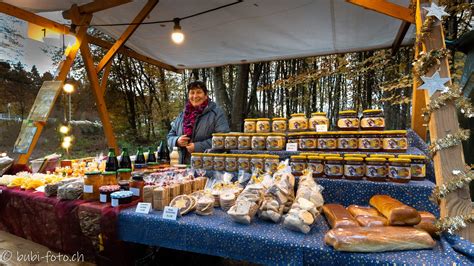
[346,0,415,24]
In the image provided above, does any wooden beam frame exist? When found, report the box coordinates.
[0,2,180,73]
[413,0,473,240]
[101,61,113,95]
[346,0,415,24]
[391,21,411,54]
[96,0,159,73]
[62,0,132,19]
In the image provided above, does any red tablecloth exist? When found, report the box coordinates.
[0,186,138,261]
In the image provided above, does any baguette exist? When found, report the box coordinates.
[369,195,421,225]
[322,204,359,229]
[414,211,437,237]
[325,226,435,252]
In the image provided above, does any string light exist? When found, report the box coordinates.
[63,83,74,93]
[59,125,70,134]
[61,141,71,149]
[63,136,73,143]
[171,18,184,44]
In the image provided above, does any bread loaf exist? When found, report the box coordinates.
[322,204,359,229]
[355,215,387,227]
[325,226,436,252]
[369,195,421,225]
[414,211,437,237]
[347,205,381,217]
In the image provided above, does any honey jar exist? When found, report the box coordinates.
[191,153,203,169]
[343,157,365,180]
[365,158,387,182]
[256,118,271,133]
[309,112,329,131]
[225,155,238,172]
[337,131,358,150]
[299,132,318,151]
[102,171,118,185]
[272,118,287,133]
[324,156,344,179]
[214,154,226,171]
[212,133,225,149]
[202,154,214,171]
[307,155,324,178]
[224,133,239,150]
[117,168,132,181]
[358,131,382,151]
[398,155,426,181]
[264,155,280,173]
[83,171,102,201]
[318,132,337,150]
[244,119,257,133]
[388,158,411,183]
[251,134,267,150]
[382,130,408,152]
[337,110,359,130]
[290,155,307,176]
[238,155,251,172]
[361,109,385,130]
[251,155,265,172]
[266,133,286,151]
[289,113,308,132]
[238,133,252,150]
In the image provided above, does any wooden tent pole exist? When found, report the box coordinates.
[415,0,473,240]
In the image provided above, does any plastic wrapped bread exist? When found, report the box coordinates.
[414,211,437,237]
[258,160,295,223]
[346,205,387,227]
[57,180,83,200]
[347,205,381,217]
[369,195,421,225]
[282,170,324,234]
[322,204,359,229]
[325,226,435,252]
[227,171,269,224]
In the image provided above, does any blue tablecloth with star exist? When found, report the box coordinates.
[118,207,474,265]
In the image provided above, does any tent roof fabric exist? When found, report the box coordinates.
[4,0,414,69]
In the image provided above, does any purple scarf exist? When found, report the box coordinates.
[183,99,209,137]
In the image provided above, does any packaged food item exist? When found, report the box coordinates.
[369,195,421,225]
[224,134,239,150]
[317,132,337,150]
[355,215,388,227]
[99,185,120,203]
[117,168,132,181]
[202,154,214,171]
[287,133,300,148]
[288,113,308,132]
[337,132,358,150]
[382,130,408,152]
[282,170,324,234]
[153,187,170,211]
[398,155,426,181]
[58,180,83,200]
[244,119,257,133]
[196,192,215,216]
[360,109,385,130]
[102,171,117,185]
[266,133,286,151]
[322,204,359,228]
[170,195,196,216]
[324,156,343,179]
[358,131,382,151]
[110,191,134,206]
[347,205,381,217]
[307,156,324,178]
[259,160,295,223]
[299,132,318,150]
[388,158,411,183]
[256,118,271,133]
[264,155,280,173]
[365,158,387,182]
[272,117,287,133]
[250,155,265,172]
[290,155,307,176]
[251,134,267,151]
[309,112,329,131]
[130,174,145,199]
[191,153,203,169]
[213,154,226,171]
[324,226,435,252]
[343,157,365,180]
[238,155,251,172]
[83,171,102,200]
[414,211,437,237]
[225,155,238,172]
[238,133,252,150]
[212,133,225,149]
[337,110,359,130]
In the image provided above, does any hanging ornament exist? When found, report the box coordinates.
[422,2,449,21]
[417,70,451,97]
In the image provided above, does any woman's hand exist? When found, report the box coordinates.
[177,135,190,147]
[186,143,195,153]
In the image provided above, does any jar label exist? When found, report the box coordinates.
[251,161,264,171]
[318,138,337,149]
[272,122,286,132]
[252,138,266,150]
[214,160,225,170]
[337,138,358,149]
[226,161,238,172]
[130,187,140,196]
[291,162,306,172]
[366,165,387,178]
[290,120,307,131]
[411,163,426,178]
[212,138,224,148]
[244,122,256,133]
[225,138,238,149]
[239,161,250,170]
[238,139,251,149]
[389,166,411,180]
[111,198,119,207]
[257,122,270,133]
[100,194,107,203]
[299,138,317,150]
[265,162,278,173]
[325,164,343,176]
[83,185,93,193]
[266,137,285,150]
[337,118,359,128]
[359,138,382,150]
[361,117,385,128]
[308,162,324,174]
[383,137,408,150]
[203,159,213,169]
[191,159,202,169]
[344,165,365,177]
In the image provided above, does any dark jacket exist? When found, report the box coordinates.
[167,101,230,164]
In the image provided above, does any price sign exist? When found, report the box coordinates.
[163,206,179,220]
[286,143,298,151]
[135,202,152,214]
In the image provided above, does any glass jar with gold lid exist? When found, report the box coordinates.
[212,133,226,150]
[266,133,286,151]
[343,157,365,180]
[290,155,307,176]
[365,157,387,182]
[382,130,408,152]
[272,118,287,133]
[337,110,359,130]
[238,133,252,150]
[213,154,226,171]
[202,154,214,171]
[308,155,324,178]
[264,155,280,173]
[225,155,238,172]
[361,109,385,130]
[251,134,267,150]
[358,131,382,151]
[299,132,318,151]
[288,113,308,132]
[191,153,204,169]
[256,118,271,133]
[309,112,329,131]
[224,133,239,150]
[244,118,257,133]
[398,155,426,181]
[324,156,344,179]
[317,132,337,150]
[250,154,266,172]
[238,154,251,172]
[388,158,411,183]
[337,131,358,151]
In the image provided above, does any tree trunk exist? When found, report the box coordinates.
[230,64,250,131]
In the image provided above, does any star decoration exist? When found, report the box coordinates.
[417,70,451,97]
[423,3,449,21]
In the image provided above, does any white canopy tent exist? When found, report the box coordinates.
[3,0,413,69]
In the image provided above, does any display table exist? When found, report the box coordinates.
[118,208,474,265]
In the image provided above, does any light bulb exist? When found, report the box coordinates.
[63,83,74,93]
[63,136,73,143]
[59,125,69,134]
[171,18,184,44]
[62,141,71,149]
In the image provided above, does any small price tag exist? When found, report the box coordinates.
[111,198,119,207]
[135,202,152,214]
[286,143,298,151]
[83,185,93,193]
[130,187,140,197]
[162,206,179,220]
[100,194,107,203]
[316,124,328,132]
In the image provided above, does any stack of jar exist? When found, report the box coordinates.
[83,171,119,201]
[290,153,427,183]
[212,133,287,151]
[243,112,330,134]
[337,109,385,131]
[191,153,280,174]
